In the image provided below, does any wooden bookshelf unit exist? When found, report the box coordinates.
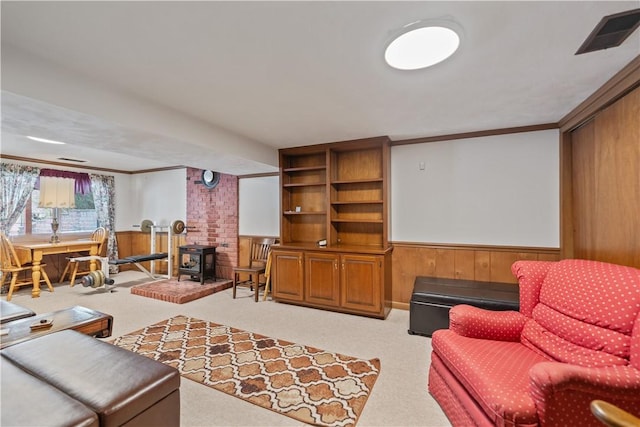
[272,136,392,319]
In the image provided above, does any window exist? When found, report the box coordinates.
[10,190,98,236]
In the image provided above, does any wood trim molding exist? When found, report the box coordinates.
[391,301,410,311]
[1,155,131,174]
[239,234,280,240]
[559,54,640,132]
[130,166,187,174]
[390,123,558,146]
[238,172,280,179]
[0,154,186,175]
[391,241,560,254]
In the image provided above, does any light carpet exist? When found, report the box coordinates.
[130,278,232,304]
[112,315,380,426]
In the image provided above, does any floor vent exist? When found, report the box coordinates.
[576,8,640,55]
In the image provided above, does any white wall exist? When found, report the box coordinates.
[1,159,186,232]
[6,128,560,245]
[129,169,187,230]
[390,130,559,247]
[112,173,134,231]
[239,175,280,236]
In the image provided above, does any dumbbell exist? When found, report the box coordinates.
[80,270,114,288]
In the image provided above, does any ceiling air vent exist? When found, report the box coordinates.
[57,157,87,163]
[576,8,640,55]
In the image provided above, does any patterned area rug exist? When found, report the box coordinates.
[112,315,380,426]
[130,279,232,304]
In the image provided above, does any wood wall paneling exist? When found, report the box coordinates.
[114,231,185,276]
[435,249,455,278]
[569,86,640,268]
[237,235,253,282]
[560,131,575,259]
[453,250,475,280]
[391,243,560,306]
[473,251,492,281]
[571,120,597,261]
[115,231,133,272]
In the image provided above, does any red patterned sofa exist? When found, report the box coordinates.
[428,259,640,427]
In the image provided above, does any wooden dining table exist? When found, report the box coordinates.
[13,240,101,298]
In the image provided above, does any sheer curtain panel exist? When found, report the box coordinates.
[90,174,119,273]
[0,163,40,235]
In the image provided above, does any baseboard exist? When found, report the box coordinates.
[392,301,410,311]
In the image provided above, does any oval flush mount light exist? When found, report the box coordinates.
[385,21,461,70]
[27,135,66,145]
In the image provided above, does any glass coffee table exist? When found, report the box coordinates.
[0,305,113,349]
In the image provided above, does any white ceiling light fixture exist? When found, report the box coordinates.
[385,19,462,70]
[27,135,66,145]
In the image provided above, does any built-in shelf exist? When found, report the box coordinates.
[331,218,384,223]
[274,137,392,319]
[283,182,326,187]
[331,200,384,205]
[283,166,327,173]
[331,178,383,185]
[284,211,326,215]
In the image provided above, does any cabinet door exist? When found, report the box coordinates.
[305,253,340,307]
[340,254,382,314]
[272,251,304,302]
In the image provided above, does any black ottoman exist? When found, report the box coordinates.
[1,355,99,427]
[0,300,36,324]
[409,276,519,337]
[2,330,180,427]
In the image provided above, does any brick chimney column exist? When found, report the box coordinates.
[185,168,238,279]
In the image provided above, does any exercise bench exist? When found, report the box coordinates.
[109,253,168,280]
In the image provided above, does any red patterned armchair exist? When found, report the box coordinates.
[428,259,640,427]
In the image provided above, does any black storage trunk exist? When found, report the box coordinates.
[409,276,519,337]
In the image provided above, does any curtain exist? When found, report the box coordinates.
[90,173,119,273]
[0,163,40,235]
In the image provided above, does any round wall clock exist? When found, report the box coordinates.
[201,169,220,189]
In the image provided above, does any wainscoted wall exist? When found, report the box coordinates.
[390,242,560,309]
[10,229,185,285]
[236,236,559,309]
[115,230,186,275]
[185,168,238,279]
[112,168,238,281]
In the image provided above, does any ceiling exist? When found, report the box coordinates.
[1,1,639,174]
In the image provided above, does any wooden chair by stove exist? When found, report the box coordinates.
[1,232,54,301]
[233,237,276,302]
[262,251,273,301]
[60,227,108,286]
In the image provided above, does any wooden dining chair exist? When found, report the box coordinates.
[0,233,54,301]
[261,252,273,301]
[233,238,276,302]
[60,227,108,286]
